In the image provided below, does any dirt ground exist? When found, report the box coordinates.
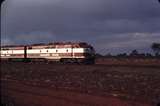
[1,60,160,106]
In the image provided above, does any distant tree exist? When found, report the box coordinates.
[104,53,112,57]
[151,43,160,56]
[145,53,152,57]
[117,53,127,57]
[130,49,139,56]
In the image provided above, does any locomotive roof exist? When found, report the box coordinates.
[1,42,93,49]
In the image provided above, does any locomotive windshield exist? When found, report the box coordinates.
[84,47,95,53]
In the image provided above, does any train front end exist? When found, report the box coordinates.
[76,43,95,64]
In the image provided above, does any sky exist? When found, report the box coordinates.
[1,0,160,54]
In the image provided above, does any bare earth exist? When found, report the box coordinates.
[1,60,160,106]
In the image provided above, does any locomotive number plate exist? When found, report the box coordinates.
[40,54,50,56]
[52,54,59,56]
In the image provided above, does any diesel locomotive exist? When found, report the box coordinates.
[0,42,95,64]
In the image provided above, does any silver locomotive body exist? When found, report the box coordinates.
[0,42,95,64]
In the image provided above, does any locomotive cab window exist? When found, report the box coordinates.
[85,48,90,52]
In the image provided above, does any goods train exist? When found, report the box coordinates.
[0,42,95,64]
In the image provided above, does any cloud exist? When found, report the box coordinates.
[1,0,160,54]
[94,32,160,54]
[9,31,57,44]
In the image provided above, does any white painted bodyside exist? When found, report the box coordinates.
[26,48,86,54]
[1,49,24,58]
[26,48,86,59]
[1,50,24,54]
[0,47,93,59]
